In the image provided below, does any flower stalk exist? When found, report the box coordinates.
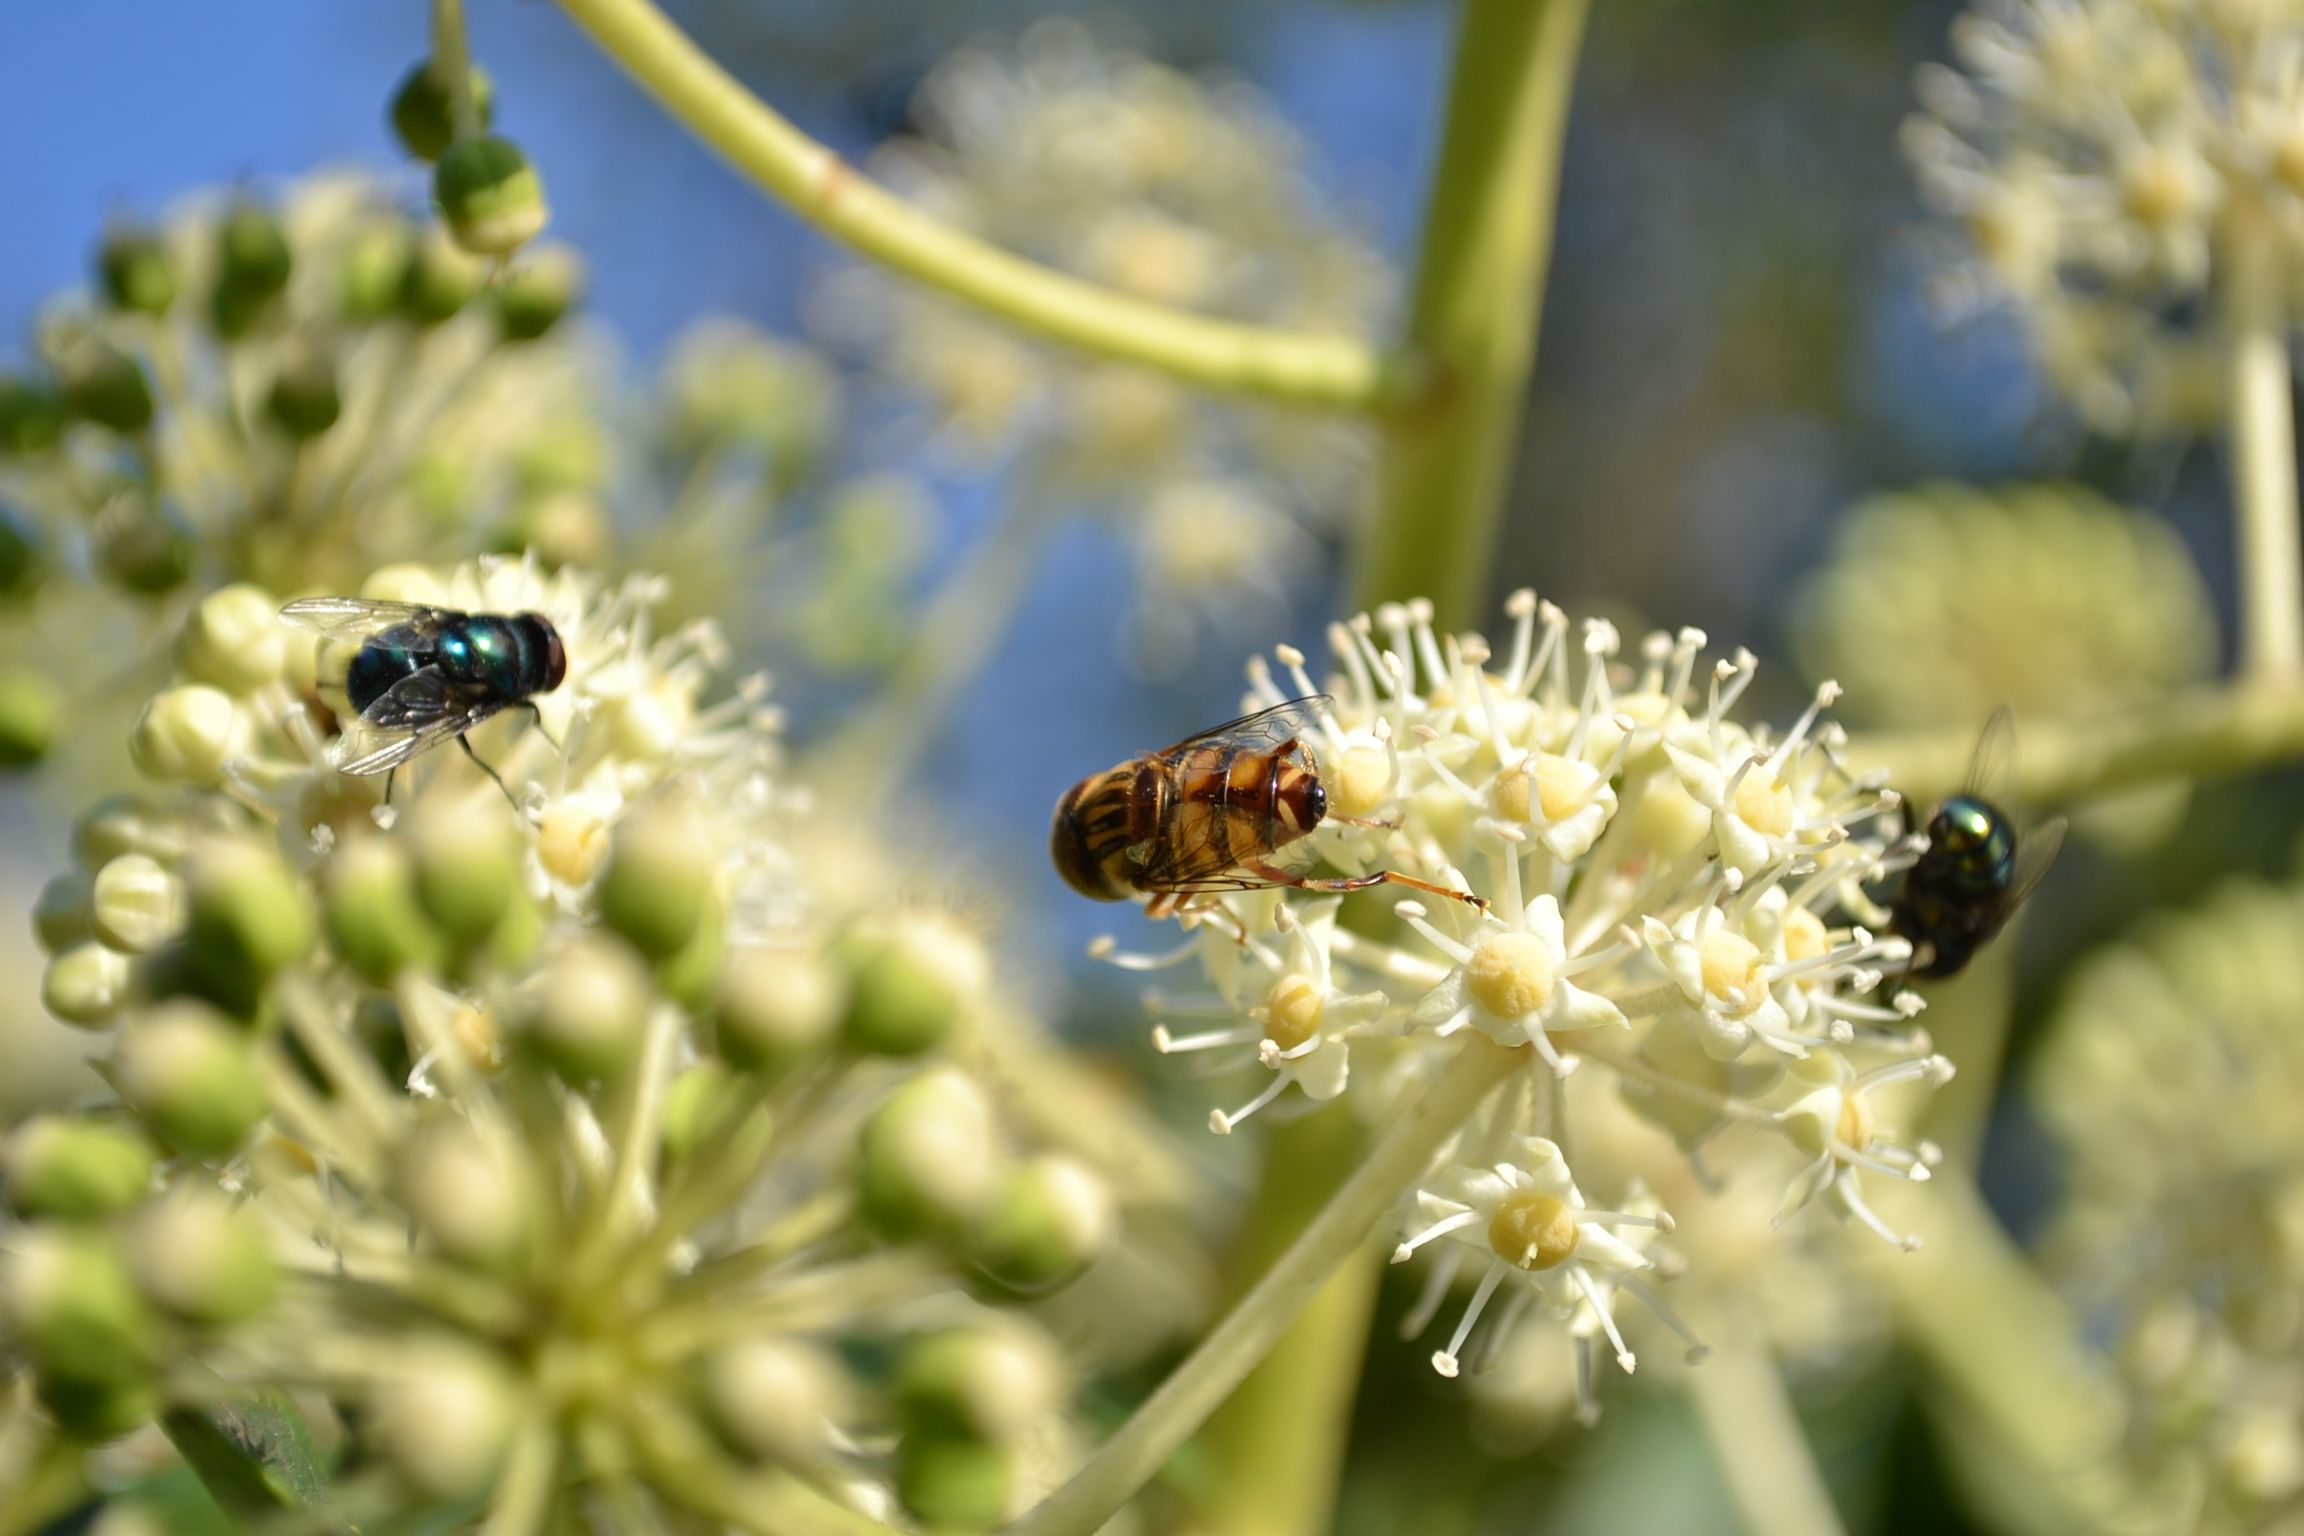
[431,0,480,141]
[2228,216,2304,681]
[1685,1343,1848,1536]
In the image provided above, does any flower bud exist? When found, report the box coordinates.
[857,1068,1001,1239]
[839,916,987,1057]
[0,504,47,600]
[96,502,195,595]
[704,1335,847,1465]
[72,795,183,868]
[91,853,186,954]
[656,896,724,1012]
[43,942,131,1029]
[389,57,496,161]
[33,870,95,954]
[324,835,439,983]
[661,1060,742,1164]
[662,323,838,483]
[124,1186,277,1325]
[492,245,583,341]
[394,1114,535,1271]
[265,342,341,439]
[370,1347,520,1501]
[0,669,59,768]
[215,200,293,306]
[6,1117,154,1220]
[338,223,413,323]
[894,1322,1063,1441]
[518,935,655,1084]
[968,1155,1116,1294]
[434,135,549,255]
[38,1372,159,1441]
[0,374,65,456]
[59,342,154,434]
[597,803,714,961]
[97,226,177,316]
[177,583,286,695]
[183,841,314,1006]
[714,949,843,1073]
[4,1227,154,1384]
[131,686,243,788]
[897,1435,1014,1531]
[408,797,521,947]
[115,1002,267,1158]
[398,229,486,325]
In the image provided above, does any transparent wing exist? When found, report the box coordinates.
[2000,814,2067,919]
[331,669,503,775]
[1962,704,2019,807]
[1155,696,1331,760]
[280,596,449,640]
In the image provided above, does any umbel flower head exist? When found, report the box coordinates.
[3,557,1117,1531]
[1106,594,1952,1416]
[1904,0,2304,432]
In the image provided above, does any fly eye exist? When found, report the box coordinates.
[1307,780,1328,824]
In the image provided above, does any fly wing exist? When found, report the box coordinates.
[332,668,503,775]
[1999,814,2067,919]
[280,597,449,641]
[1962,704,2019,807]
[1154,696,1332,762]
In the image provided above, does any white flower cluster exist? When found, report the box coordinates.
[1904,0,2304,431]
[1105,595,1952,1418]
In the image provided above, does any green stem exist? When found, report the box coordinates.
[161,1394,332,1522]
[547,0,1411,410]
[1007,1037,1521,1536]
[432,0,480,141]
[1685,1345,1847,1536]
[2229,215,2304,681]
[1354,0,1592,627]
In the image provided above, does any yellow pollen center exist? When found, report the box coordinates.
[1699,930,1765,1015]
[1466,931,1556,1019]
[452,1004,503,1074]
[1265,976,1324,1051]
[2122,148,2198,228]
[1837,1089,1875,1152]
[1782,908,1828,987]
[537,804,609,887]
[1534,754,1590,821]
[1733,772,1795,838]
[1332,743,1393,819]
[1488,1191,1582,1270]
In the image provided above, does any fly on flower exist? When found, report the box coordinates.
[1050,696,1485,920]
[281,597,565,805]
[1886,705,2065,978]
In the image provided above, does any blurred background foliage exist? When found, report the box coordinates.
[4,2,2303,1534]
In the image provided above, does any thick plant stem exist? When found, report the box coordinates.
[2230,220,2304,681]
[1007,1037,1521,1536]
[1686,1344,1848,1536]
[1354,0,1592,628]
[550,0,1411,411]
[431,0,480,140]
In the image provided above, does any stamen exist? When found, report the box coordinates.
[1432,1260,1507,1378]
[1209,1076,1289,1135]
[1392,1209,1481,1263]
[1838,1176,1923,1251]
[1401,1244,1463,1340]
[1614,1270,1711,1363]
[1153,1024,1261,1055]
[1571,1267,1636,1374]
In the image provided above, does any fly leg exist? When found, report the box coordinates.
[383,768,397,807]
[1241,858,1487,914]
[524,701,563,753]
[458,736,521,810]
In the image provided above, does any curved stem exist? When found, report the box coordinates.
[1354,0,1592,627]
[2229,216,2304,681]
[431,0,480,140]
[548,0,1412,412]
[1007,1036,1521,1536]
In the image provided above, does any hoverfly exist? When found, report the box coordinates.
[1050,696,1485,918]
[280,597,565,803]
[1885,705,2065,979]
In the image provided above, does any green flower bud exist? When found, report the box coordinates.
[265,343,341,439]
[98,226,177,316]
[370,1347,519,1501]
[857,1068,1000,1240]
[968,1155,1115,1294]
[43,942,131,1029]
[124,1186,277,1325]
[0,504,47,600]
[37,1372,159,1441]
[492,245,583,341]
[484,886,544,973]
[597,803,714,961]
[176,583,286,695]
[839,916,987,1057]
[114,1001,267,1158]
[0,374,65,456]
[894,1323,1063,1442]
[96,502,195,595]
[518,935,655,1084]
[704,1335,847,1465]
[399,229,487,325]
[896,1434,1014,1532]
[215,200,292,305]
[408,797,520,947]
[6,1117,155,1220]
[389,57,496,162]
[339,223,414,323]
[3,1227,154,1383]
[661,1060,741,1164]
[434,135,549,256]
[394,1115,535,1272]
[130,686,242,788]
[59,343,154,434]
[91,853,186,954]
[656,897,724,1012]
[208,280,272,342]
[182,841,314,1009]
[72,795,183,869]
[0,670,59,768]
[512,418,607,496]
[661,323,840,489]
[714,949,843,1073]
[324,835,438,983]
[33,870,95,954]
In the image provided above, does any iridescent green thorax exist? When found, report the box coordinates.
[1931,793,2015,894]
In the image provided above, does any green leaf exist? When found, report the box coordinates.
[160,1393,331,1519]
